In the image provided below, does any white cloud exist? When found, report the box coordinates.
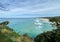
[0,0,60,18]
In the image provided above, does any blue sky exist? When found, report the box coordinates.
[0,0,60,18]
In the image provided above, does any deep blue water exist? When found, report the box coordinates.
[0,18,56,38]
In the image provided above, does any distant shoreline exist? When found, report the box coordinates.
[0,16,60,19]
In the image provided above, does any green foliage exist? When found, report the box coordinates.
[34,16,60,42]
[0,21,33,42]
[49,16,60,28]
[0,25,13,31]
[34,28,60,42]
[0,30,13,42]
[0,21,9,25]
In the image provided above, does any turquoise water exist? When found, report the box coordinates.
[0,18,56,38]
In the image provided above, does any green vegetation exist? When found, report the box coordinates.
[1,16,60,42]
[0,21,34,42]
[0,21,9,25]
[34,28,60,42]
[34,16,60,42]
[48,16,60,28]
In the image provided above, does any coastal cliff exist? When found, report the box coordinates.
[34,16,60,42]
[0,21,34,42]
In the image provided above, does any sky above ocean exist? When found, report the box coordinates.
[0,0,60,18]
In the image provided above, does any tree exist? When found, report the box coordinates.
[34,28,60,42]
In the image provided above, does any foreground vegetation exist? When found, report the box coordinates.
[0,16,60,42]
[34,16,60,42]
[0,21,33,42]
[48,16,60,28]
[34,28,60,42]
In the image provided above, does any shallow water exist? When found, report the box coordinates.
[0,18,56,38]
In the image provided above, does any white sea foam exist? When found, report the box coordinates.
[34,18,42,25]
[34,22,42,25]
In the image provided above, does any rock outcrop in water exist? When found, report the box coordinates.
[0,21,9,25]
[0,21,34,42]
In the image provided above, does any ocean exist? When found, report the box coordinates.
[0,18,56,38]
